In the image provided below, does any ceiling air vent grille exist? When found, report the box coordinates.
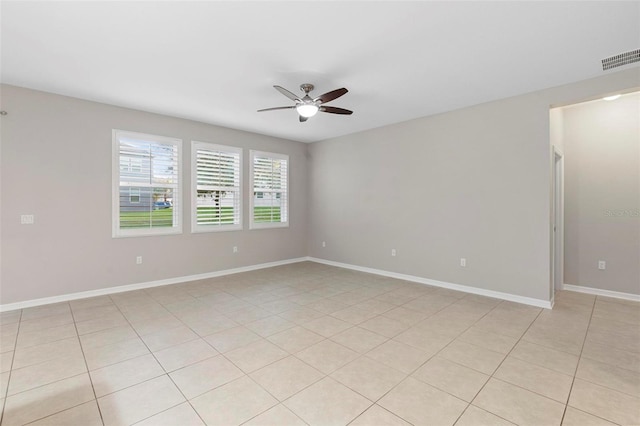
[602,49,640,71]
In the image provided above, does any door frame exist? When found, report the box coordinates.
[551,147,565,301]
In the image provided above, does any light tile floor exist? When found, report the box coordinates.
[0,262,639,425]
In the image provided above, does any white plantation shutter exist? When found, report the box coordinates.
[112,130,182,237]
[192,142,242,232]
[250,150,289,229]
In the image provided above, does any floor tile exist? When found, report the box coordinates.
[15,323,77,349]
[509,340,579,376]
[455,405,515,426]
[83,337,149,371]
[474,378,565,426]
[365,340,431,374]
[18,312,74,334]
[250,356,324,401]
[349,404,411,425]
[243,404,306,426]
[378,377,467,426]
[561,406,617,426]
[382,306,431,326]
[28,400,103,426]
[90,353,165,397]
[412,356,489,402]
[331,326,388,353]
[169,354,244,399]
[296,340,359,374]
[393,326,453,354]
[359,316,408,338]
[98,375,185,426]
[71,304,120,323]
[285,377,372,426]
[268,326,325,353]
[302,315,352,337]
[568,378,640,425]
[306,299,350,314]
[225,306,273,324]
[135,402,205,426]
[2,373,94,426]
[331,356,406,401]
[0,351,13,373]
[246,316,296,337]
[0,371,8,399]
[582,339,640,373]
[204,326,263,353]
[75,312,128,335]
[140,324,199,352]
[191,375,278,425]
[79,325,138,350]
[153,339,218,372]
[439,340,505,375]
[130,314,183,336]
[576,357,640,398]
[494,356,574,403]
[225,339,288,373]
[278,307,325,324]
[8,352,87,395]
[458,326,519,354]
[331,306,378,324]
[12,337,82,370]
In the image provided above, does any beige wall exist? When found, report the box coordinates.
[561,92,640,294]
[0,85,308,304]
[308,69,640,302]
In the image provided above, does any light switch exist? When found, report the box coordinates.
[21,215,34,224]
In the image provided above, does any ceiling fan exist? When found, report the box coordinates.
[258,84,353,122]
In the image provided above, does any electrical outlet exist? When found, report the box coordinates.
[598,260,606,270]
[322,241,326,248]
[21,214,34,224]
[136,256,143,265]
[391,249,396,257]
[233,246,238,253]
[460,258,467,267]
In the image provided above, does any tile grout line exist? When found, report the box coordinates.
[0,309,23,426]
[106,292,210,426]
[558,295,601,426]
[69,302,106,426]
[450,300,545,426]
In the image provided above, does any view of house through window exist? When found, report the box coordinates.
[113,130,182,237]
[192,141,242,232]
[250,150,289,229]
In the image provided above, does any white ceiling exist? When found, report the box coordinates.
[2,1,639,143]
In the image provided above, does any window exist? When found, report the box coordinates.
[250,150,288,229]
[191,141,242,232]
[129,188,141,203]
[112,130,182,237]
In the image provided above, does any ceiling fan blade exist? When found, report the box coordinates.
[314,88,348,104]
[274,85,301,102]
[319,106,353,115]
[299,115,308,122]
[257,106,296,112]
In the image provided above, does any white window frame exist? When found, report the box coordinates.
[249,150,289,229]
[112,129,182,238]
[191,141,243,233]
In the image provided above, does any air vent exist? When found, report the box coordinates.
[602,49,640,71]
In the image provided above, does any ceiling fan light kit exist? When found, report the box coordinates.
[258,83,353,122]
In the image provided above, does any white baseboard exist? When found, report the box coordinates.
[0,257,309,312]
[0,256,558,312]
[562,283,640,302]
[309,257,553,309]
